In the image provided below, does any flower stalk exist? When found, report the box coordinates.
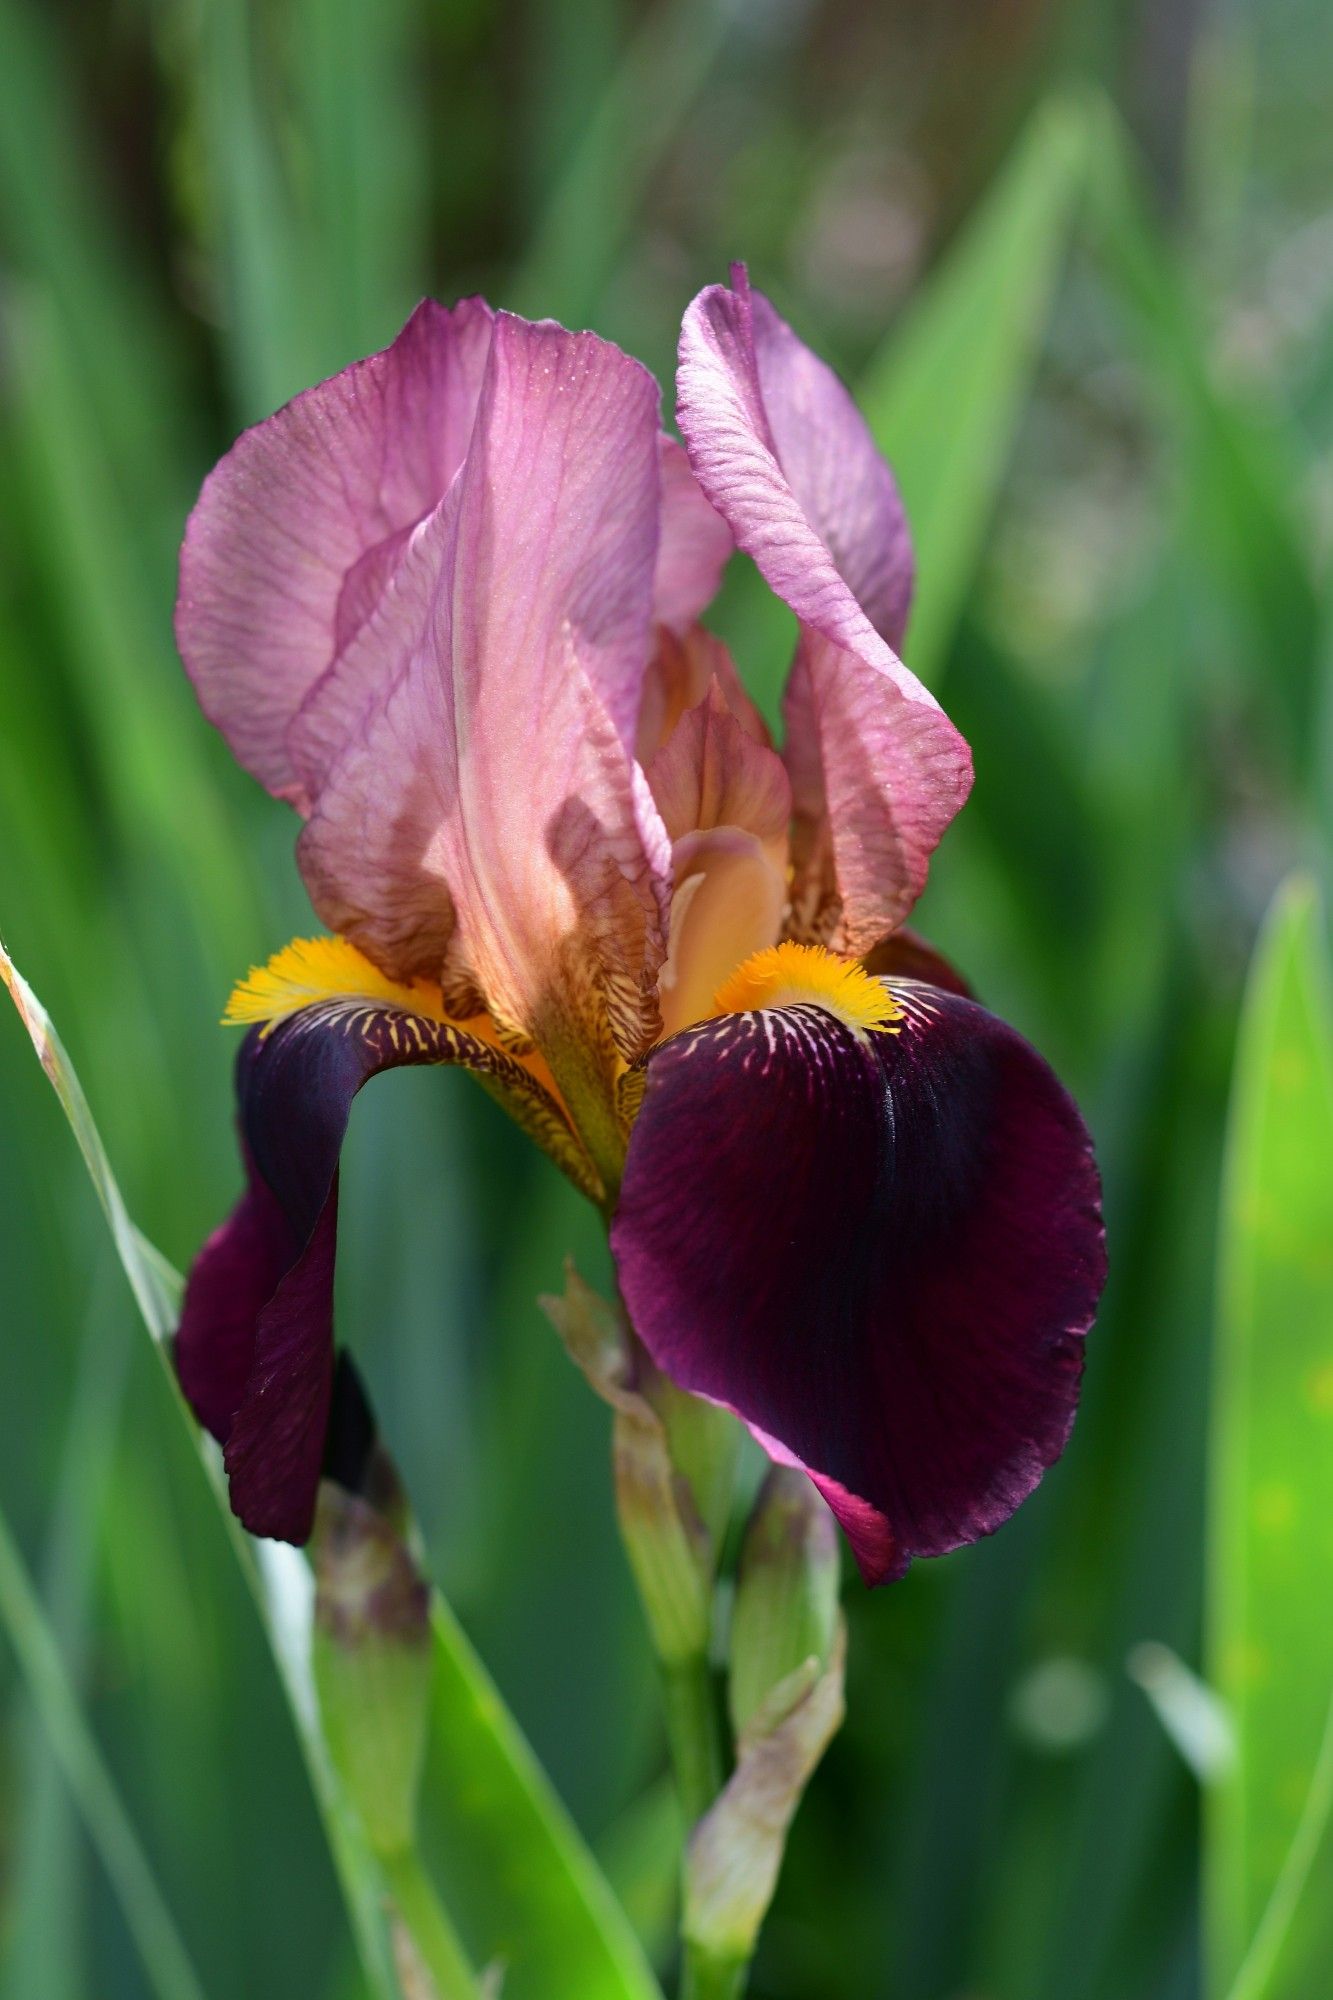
[380,1848,479,2000]
[311,1467,480,2000]
[167,267,1107,1999]
[544,1267,852,1998]
[660,1651,725,1834]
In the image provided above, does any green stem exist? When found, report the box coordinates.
[661,1655,749,2000]
[660,1651,724,1831]
[680,1946,748,2000]
[380,1846,479,2000]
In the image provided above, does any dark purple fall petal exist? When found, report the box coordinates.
[177,1003,585,1541]
[611,984,1105,1584]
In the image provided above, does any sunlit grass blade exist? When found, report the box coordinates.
[0,936,400,1996]
[858,92,1090,686]
[421,1594,663,2000]
[0,949,180,1344]
[0,1503,209,2000]
[2,1277,133,2000]
[1,940,663,2000]
[291,0,428,369]
[1208,876,1333,2000]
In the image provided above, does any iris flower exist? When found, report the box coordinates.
[175,270,1105,1584]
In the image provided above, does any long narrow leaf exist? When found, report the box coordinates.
[1,940,662,2000]
[1208,877,1333,2000]
[710,92,1089,718]
[859,92,1090,686]
[0,939,399,1999]
[0,1505,208,2000]
[422,1595,662,1999]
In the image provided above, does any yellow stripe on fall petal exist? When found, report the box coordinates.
[712,941,902,1035]
[223,935,469,1034]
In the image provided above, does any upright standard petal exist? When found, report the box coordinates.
[177,939,596,1541]
[654,435,733,635]
[676,272,972,950]
[177,297,494,805]
[612,977,1105,1584]
[299,313,672,1066]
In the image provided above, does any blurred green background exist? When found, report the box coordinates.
[2,1,1332,1996]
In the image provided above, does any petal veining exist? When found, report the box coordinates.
[636,624,769,768]
[612,981,1105,1583]
[676,271,972,949]
[297,312,673,1063]
[654,434,733,634]
[646,679,790,849]
[177,297,494,806]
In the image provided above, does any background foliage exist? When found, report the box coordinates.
[2,1,1331,1996]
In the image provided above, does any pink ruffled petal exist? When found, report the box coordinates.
[676,271,972,949]
[298,313,672,1056]
[654,435,733,634]
[743,287,913,649]
[176,297,493,805]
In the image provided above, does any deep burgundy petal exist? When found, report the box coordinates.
[611,984,1105,1584]
[176,1149,298,1446]
[177,1001,575,1541]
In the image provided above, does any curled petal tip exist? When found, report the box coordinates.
[677,274,970,947]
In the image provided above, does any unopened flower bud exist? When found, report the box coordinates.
[728,1467,840,1737]
[541,1262,739,1665]
[312,1482,431,1860]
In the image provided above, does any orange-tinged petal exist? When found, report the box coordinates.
[296,315,673,1089]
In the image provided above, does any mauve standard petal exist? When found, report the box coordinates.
[676,273,972,950]
[177,988,588,1541]
[744,287,912,649]
[612,982,1105,1584]
[177,297,494,805]
[654,435,732,634]
[636,625,769,768]
[300,313,672,1056]
[646,679,790,848]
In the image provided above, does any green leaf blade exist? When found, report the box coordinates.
[423,1598,663,2000]
[2,941,661,2000]
[859,92,1089,686]
[1209,876,1333,2000]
